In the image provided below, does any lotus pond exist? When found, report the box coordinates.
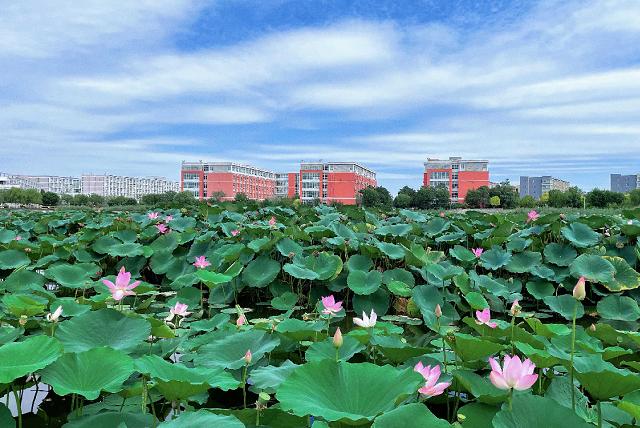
[2,205,640,427]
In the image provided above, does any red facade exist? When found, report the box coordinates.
[423,164,489,203]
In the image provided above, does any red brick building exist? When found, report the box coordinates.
[276,162,376,205]
[181,161,276,201]
[423,157,489,203]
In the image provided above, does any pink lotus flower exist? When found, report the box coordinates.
[475,308,497,328]
[573,276,586,300]
[148,212,159,219]
[353,309,377,328]
[165,301,191,321]
[439,212,445,218]
[244,349,252,365]
[231,229,240,236]
[155,223,169,234]
[269,216,276,226]
[102,267,140,301]
[15,235,22,241]
[193,256,211,269]
[237,314,247,327]
[527,210,539,223]
[165,215,173,222]
[414,362,450,397]
[488,355,538,391]
[321,295,343,315]
[46,305,63,322]
[472,248,484,258]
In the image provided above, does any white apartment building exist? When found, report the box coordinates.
[0,173,38,191]
[81,174,179,200]
[23,176,81,195]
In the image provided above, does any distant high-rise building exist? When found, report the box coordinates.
[520,176,571,200]
[423,157,489,203]
[82,174,178,200]
[611,174,640,193]
[180,161,276,201]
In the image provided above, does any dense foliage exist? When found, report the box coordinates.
[2,204,640,427]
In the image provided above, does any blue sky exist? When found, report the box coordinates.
[1,0,640,194]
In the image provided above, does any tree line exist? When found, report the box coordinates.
[0,189,198,208]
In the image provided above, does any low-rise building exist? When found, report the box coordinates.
[423,157,489,203]
[81,174,179,200]
[611,174,640,193]
[0,173,38,190]
[519,176,570,200]
[23,175,81,195]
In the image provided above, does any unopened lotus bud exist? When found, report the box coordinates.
[573,276,586,301]
[510,300,521,316]
[333,327,343,349]
[244,349,252,365]
[589,324,596,332]
[435,304,442,318]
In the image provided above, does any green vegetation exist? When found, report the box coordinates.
[2,204,640,426]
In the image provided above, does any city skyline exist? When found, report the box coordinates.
[2,1,640,194]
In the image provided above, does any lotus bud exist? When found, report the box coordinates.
[510,300,521,316]
[244,349,252,365]
[237,314,246,327]
[573,276,586,301]
[333,327,343,349]
[19,315,28,326]
[589,324,596,332]
[435,304,442,318]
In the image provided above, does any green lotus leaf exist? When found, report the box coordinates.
[276,360,423,423]
[618,390,640,420]
[352,288,391,317]
[374,224,412,237]
[453,370,507,405]
[135,355,239,400]
[348,270,382,295]
[597,295,640,321]
[601,256,640,291]
[463,291,489,310]
[196,270,233,286]
[271,292,299,310]
[560,222,600,248]
[387,280,412,297]
[543,243,577,267]
[543,295,584,320]
[375,241,405,259]
[157,410,244,428]
[248,360,299,393]
[1,269,45,292]
[0,249,30,269]
[382,268,415,288]
[276,238,303,257]
[347,254,373,272]
[283,263,319,280]
[305,252,343,280]
[0,335,63,383]
[450,245,476,262]
[305,336,365,362]
[56,308,151,353]
[193,330,280,369]
[424,217,449,236]
[371,403,450,427]
[480,248,512,270]
[276,318,325,341]
[569,254,615,283]
[106,242,144,257]
[505,251,541,273]
[41,347,134,400]
[571,355,640,400]
[248,236,271,252]
[371,335,428,363]
[2,293,47,316]
[493,394,593,428]
[242,256,280,287]
[448,333,503,362]
[456,403,498,428]
[62,412,156,428]
[525,280,555,300]
[45,263,96,288]
[0,229,17,243]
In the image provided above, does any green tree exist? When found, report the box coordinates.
[374,186,393,208]
[587,189,624,208]
[41,191,60,206]
[488,182,518,209]
[358,186,380,208]
[393,193,412,208]
[72,194,89,206]
[173,191,197,207]
[87,194,105,207]
[413,185,450,210]
[234,193,249,203]
[547,189,566,208]
[464,186,490,208]
[518,195,537,208]
[629,189,640,207]
[397,186,417,200]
